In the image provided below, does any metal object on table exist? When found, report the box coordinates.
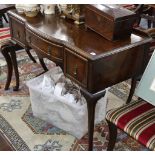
[61,4,85,25]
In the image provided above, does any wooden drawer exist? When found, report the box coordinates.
[26,29,63,62]
[64,48,88,88]
[9,16,26,47]
[89,45,147,93]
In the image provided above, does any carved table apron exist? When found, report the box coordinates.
[6,9,151,151]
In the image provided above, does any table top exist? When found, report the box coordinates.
[0,4,15,13]
[9,9,151,60]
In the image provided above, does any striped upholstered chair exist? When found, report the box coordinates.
[0,27,11,45]
[106,100,155,151]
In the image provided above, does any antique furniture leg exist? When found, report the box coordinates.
[1,44,38,91]
[87,100,97,151]
[106,120,117,151]
[1,45,13,90]
[0,14,3,28]
[39,58,48,71]
[2,14,8,23]
[126,76,138,104]
[81,88,106,151]
[25,49,36,63]
[10,46,19,91]
[148,20,152,28]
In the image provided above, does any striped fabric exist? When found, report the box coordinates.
[106,100,155,151]
[0,27,11,47]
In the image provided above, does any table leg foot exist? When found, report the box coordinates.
[13,86,19,91]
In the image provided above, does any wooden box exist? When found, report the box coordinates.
[85,4,137,41]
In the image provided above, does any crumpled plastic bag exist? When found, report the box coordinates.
[26,66,108,139]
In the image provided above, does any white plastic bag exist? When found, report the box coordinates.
[26,66,107,139]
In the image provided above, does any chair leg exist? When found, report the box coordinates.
[137,18,141,27]
[2,14,8,23]
[106,120,117,151]
[0,14,3,28]
[25,49,36,63]
[153,21,155,28]
[1,45,13,90]
[148,20,152,28]
[126,77,138,104]
[10,47,19,91]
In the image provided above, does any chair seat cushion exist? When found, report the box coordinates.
[0,27,11,48]
[106,100,155,150]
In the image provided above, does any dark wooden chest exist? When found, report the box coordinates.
[85,4,137,41]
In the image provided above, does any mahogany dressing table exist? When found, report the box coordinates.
[5,9,152,150]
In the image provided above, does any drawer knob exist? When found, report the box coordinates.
[48,46,52,55]
[73,65,78,77]
[97,16,101,22]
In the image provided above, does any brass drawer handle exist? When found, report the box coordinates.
[97,16,101,22]
[47,46,52,55]
[16,31,20,38]
[73,65,78,77]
